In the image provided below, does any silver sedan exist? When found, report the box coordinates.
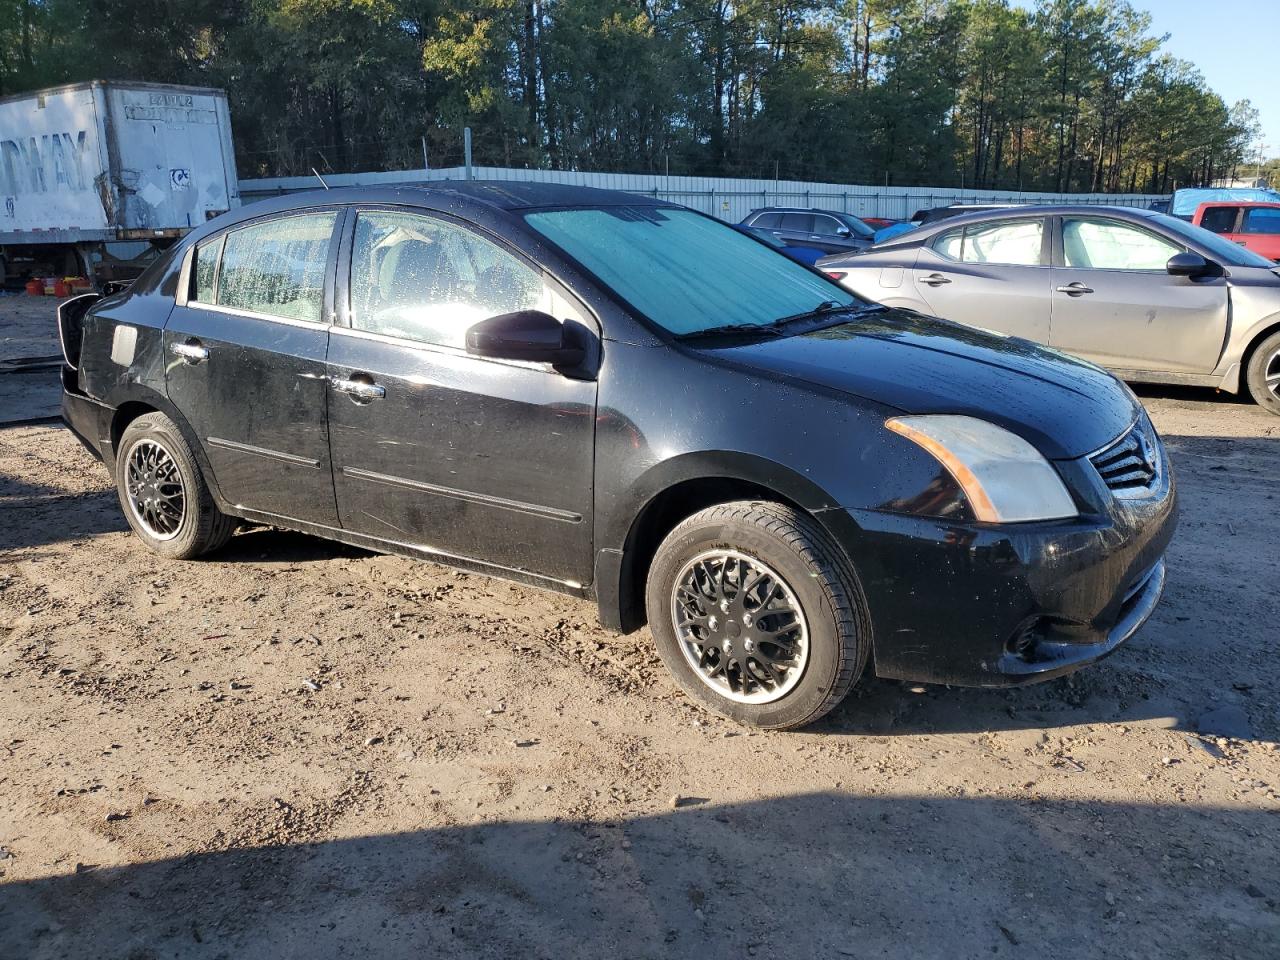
[818,205,1280,415]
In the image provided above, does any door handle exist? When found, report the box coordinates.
[331,377,386,402]
[920,273,952,286]
[1055,282,1094,296]
[170,340,209,364]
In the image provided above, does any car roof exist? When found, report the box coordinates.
[876,204,1158,246]
[1194,200,1280,210]
[186,180,676,244]
[749,207,861,218]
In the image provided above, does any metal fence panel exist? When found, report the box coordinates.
[240,166,1166,222]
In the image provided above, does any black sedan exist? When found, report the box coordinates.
[58,183,1176,729]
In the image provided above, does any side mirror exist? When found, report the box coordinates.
[836,227,852,238]
[465,310,586,367]
[1166,252,1214,278]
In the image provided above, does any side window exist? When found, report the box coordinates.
[1062,218,1182,271]
[217,213,336,322]
[1241,208,1280,234]
[1199,206,1239,234]
[961,219,1043,265]
[192,235,223,304]
[349,210,565,350]
[811,215,841,237]
[933,226,965,261]
[752,212,782,229]
[933,220,1043,266]
[780,213,814,232]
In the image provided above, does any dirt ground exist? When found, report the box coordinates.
[1,295,1278,959]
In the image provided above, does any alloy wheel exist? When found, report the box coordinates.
[124,439,186,541]
[1266,349,1280,401]
[670,549,809,704]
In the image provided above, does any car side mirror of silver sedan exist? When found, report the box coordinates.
[1166,252,1217,279]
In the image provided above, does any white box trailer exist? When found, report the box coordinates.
[0,80,239,286]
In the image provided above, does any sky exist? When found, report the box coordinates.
[1010,0,1278,160]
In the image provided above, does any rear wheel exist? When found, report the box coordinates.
[1245,330,1280,416]
[645,500,870,730]
[115,413,235,559]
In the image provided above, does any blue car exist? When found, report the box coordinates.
[734,224,824,265]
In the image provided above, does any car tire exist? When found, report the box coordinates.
[1244,330,1280,416]
[645,500,870,730]
[115,413,235,559]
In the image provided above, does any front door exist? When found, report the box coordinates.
[164,210,342,524]
[1049,216,1229,374]
[911,216,1053,342]
[326,208,597,586]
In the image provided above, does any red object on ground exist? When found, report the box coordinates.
[1192,201,1280,261]
[53,279,70,297]
[25,279,43,296]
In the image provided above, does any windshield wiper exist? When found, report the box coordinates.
[771,301,884,326]
[674,322,788,340]
[674,302,884,341]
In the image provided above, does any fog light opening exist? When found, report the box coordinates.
[1007,619,1047,662]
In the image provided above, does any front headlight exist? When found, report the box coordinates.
[885,415,1077,523]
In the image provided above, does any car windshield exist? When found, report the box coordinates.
[1149,213,1275,268]
[524,206,862,336]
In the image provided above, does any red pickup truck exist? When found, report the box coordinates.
[1192,201,1280,261]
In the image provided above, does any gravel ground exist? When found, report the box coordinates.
[1,297,1278,958]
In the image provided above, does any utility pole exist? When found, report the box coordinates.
[464,127,473,180]
[422,136,429,171]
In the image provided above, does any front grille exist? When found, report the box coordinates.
[1090,418,1161,495]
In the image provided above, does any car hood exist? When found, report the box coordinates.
[705,309,1141,460]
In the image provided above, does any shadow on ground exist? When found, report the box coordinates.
[1,793,1275,960]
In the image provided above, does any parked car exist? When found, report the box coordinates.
[733,223,825,265]
[739,207,874,254]
[60,183,1175,729]
[1192,201,1280,261]
[819,204,1280,415]
[1170,186,1280,221]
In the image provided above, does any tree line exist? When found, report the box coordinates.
[0,0,1262,193]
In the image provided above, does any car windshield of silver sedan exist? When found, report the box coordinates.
[524,206,864,336]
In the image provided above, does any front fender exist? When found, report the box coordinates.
[600,449,840,554]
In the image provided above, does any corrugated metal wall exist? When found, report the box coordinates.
[240,166,1167,222]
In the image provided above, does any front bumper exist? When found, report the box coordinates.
[824,451,1177,687]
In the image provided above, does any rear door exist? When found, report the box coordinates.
[164,210,342,524]
[1049,215,1228,374]
[774,213,815,248]
[325,207,597,585]
[910,217,1053,342]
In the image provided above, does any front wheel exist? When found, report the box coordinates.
[115,413,235,559]
[1245,330,1280,416]
[645,501,871,730]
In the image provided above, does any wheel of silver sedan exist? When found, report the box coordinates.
[124,438,186,541]
[1266,349,1280,401]
[671,549,809,704]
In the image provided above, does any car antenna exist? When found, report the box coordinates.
[311,167,330,190]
